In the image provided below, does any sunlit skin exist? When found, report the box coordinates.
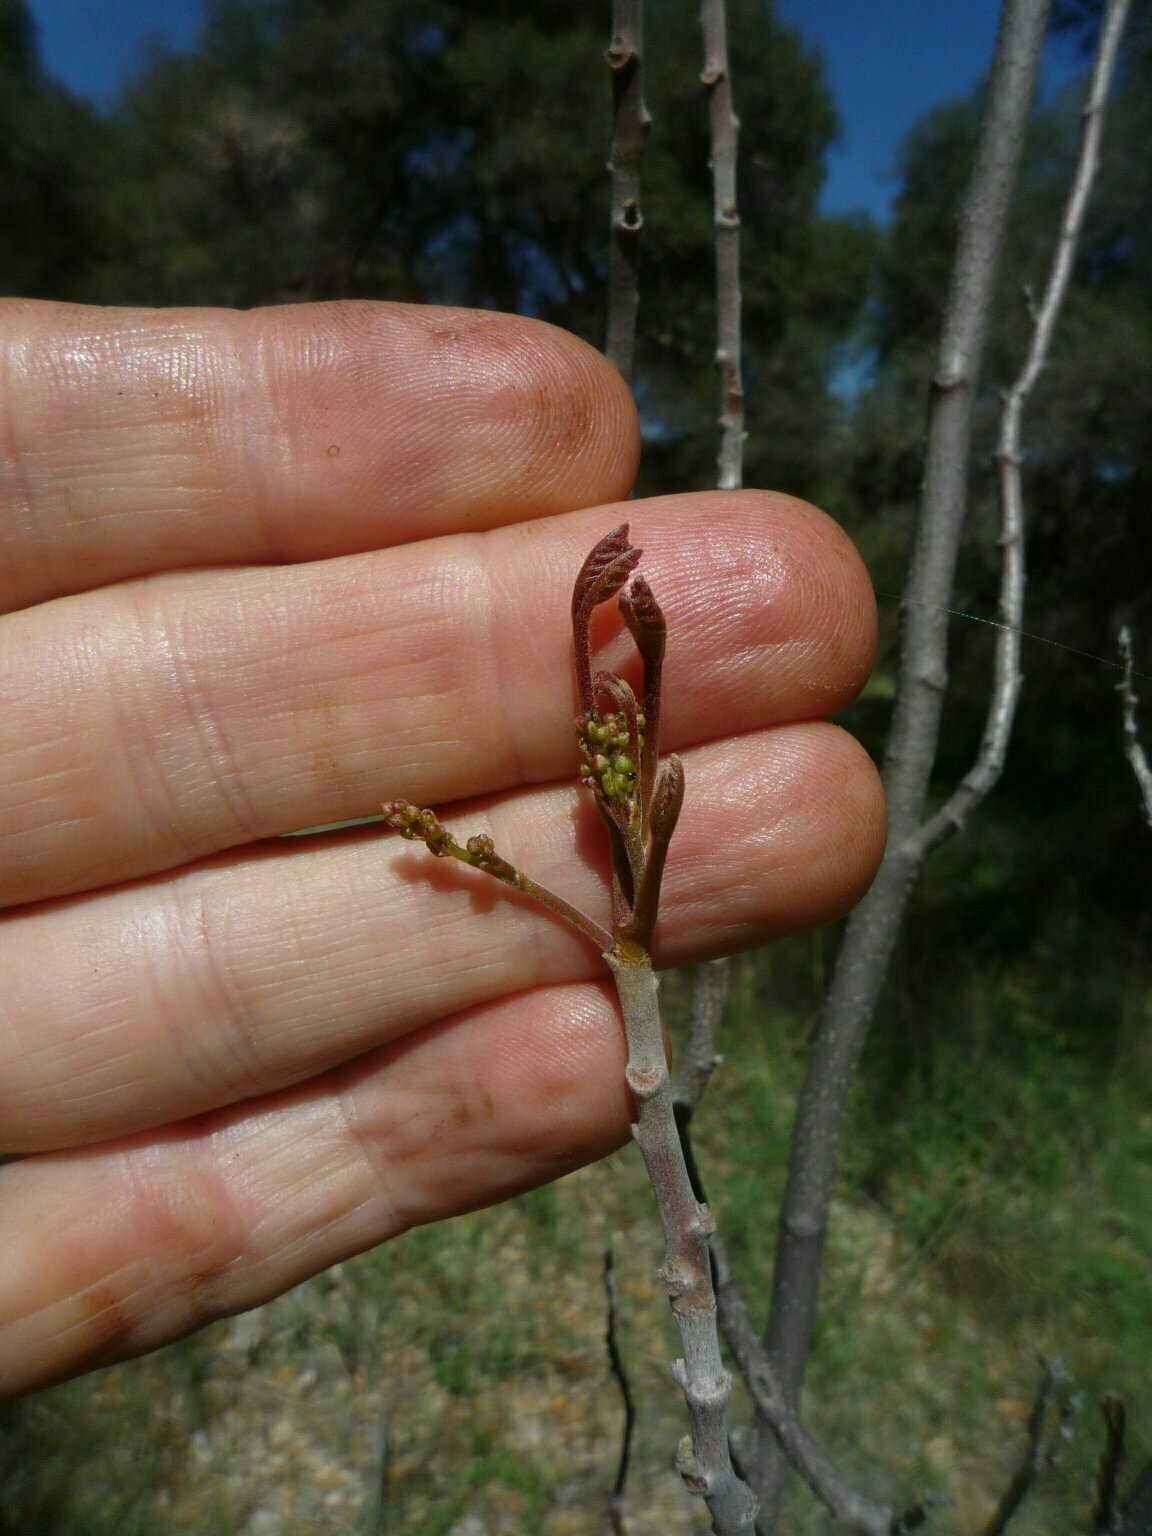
[0,298,885,1398]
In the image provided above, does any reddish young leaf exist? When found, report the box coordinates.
[572,523,642,619]
[619,572,666,793]
[571,524,642,714]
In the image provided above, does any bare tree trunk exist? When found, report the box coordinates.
[748,0,1054,1520]
[920,0,1132,854]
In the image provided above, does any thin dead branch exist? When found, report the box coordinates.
[1094,1395,1128,1535]
[701,0,744,488]
[603,1249,635,1535]
[708,1231,903,1536]
[978,1358,1080,1535]
[673,957,730,1207]
[669,963,907,1531]
[1120,1459,1152,1532]
[673,956,731,1119]
[605,0,649,379]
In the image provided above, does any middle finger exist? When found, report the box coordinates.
[0,492,875,908]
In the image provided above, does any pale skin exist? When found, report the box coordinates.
[0,299,886,1399]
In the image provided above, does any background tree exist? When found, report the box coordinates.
[76,0,872,503]
[0,0,104,297]
[841,0,1152,1072]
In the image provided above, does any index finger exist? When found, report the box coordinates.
[0,300,639,614]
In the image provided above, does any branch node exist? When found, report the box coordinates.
[689,1202,717,1238]
[604,0,648,378]
[658,1260,694,1299]
[676,1436,710,1493]
[618,199,643,232]
[606,40,637,70]
[625,1063,664,1099]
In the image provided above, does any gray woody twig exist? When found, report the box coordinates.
[603,1248,634,1535]
[750,0,1055,1520]
[710,1227,901,1536]
[702,0,744,490]
[1118,627,1152,828]
[673,965,922,1531]
[607,947,758,1534]
[605,0,649,379]
[1093,1395,1127,1535]
[672,957,730,1119]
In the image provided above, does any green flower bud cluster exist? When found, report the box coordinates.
[576,710,644,807]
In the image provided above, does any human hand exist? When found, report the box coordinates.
[0,300,884,1397]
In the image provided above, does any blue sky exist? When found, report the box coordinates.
[27,0,1083,222]
[774,0,1082,217]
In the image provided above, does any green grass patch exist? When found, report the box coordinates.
[1,949,1148,1533]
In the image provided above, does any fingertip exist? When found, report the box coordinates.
[503,316,641,513]
[659,722,887,958]
[722,489,879,714]
[252,302,641,556]
[790,722,887,922]
[390,979,634,1206]
[628,489,878,733]
[0,300,642,610]
[786,492,879,712]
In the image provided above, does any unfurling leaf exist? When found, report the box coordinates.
[572,523,642,623]
[572,524,642,715]
[619,573,666,669]
[626,754,685,947]
[620,572,667,789]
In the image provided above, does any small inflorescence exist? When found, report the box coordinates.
[576,710,644,807]
[382,801,525,888]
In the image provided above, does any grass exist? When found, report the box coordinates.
[0,945,1148,1534]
